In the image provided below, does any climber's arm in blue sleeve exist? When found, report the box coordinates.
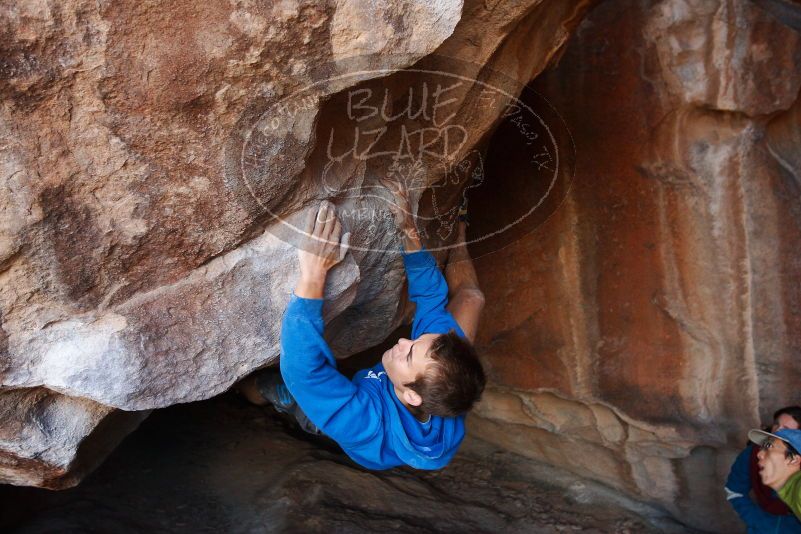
[381,177,466,339]
[279,201,380,447]
[279,294,380,447]
[402,249,464,339]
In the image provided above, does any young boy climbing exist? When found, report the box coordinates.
[241,182,486,470]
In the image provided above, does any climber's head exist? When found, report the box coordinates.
[382,330,485,417]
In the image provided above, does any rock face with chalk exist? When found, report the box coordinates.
[4,0,801,531]
[0,0,586,488]
[464,0,801,531]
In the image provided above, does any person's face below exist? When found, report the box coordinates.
[757,438,797,489]
[772,414,800,432]
[381,333,439,407]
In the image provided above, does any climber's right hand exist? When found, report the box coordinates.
[295,201,350,299]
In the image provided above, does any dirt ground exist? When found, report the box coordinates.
[0,393,696,533]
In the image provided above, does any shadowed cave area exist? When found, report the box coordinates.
[0,393,689,533]
[2,0,801,532]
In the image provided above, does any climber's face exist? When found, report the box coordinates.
[381,333,438,409]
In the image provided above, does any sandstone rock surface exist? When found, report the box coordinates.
[3,396,687,533]
[0,0,589,487]
[467,0,801,531]
[0,388,148,489]
[4,1,798,532]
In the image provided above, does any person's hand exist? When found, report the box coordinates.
[381,177,422,251]
[380,176,413,229]
[295,201,349,298]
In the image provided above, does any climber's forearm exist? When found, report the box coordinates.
[295,270,328,300]
[400,224,423,252]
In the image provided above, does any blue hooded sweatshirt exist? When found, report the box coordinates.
[280,248,467,470]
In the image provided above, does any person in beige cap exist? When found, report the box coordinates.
[749,428,801,520]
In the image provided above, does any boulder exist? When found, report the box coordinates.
[0,0,590,487]
[0,387,148,489]
[468,0,801,531]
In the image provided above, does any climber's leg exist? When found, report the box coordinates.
[239,369,323,435]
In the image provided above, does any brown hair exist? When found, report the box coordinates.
[774,406,801,427]
[404,330,486,417]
